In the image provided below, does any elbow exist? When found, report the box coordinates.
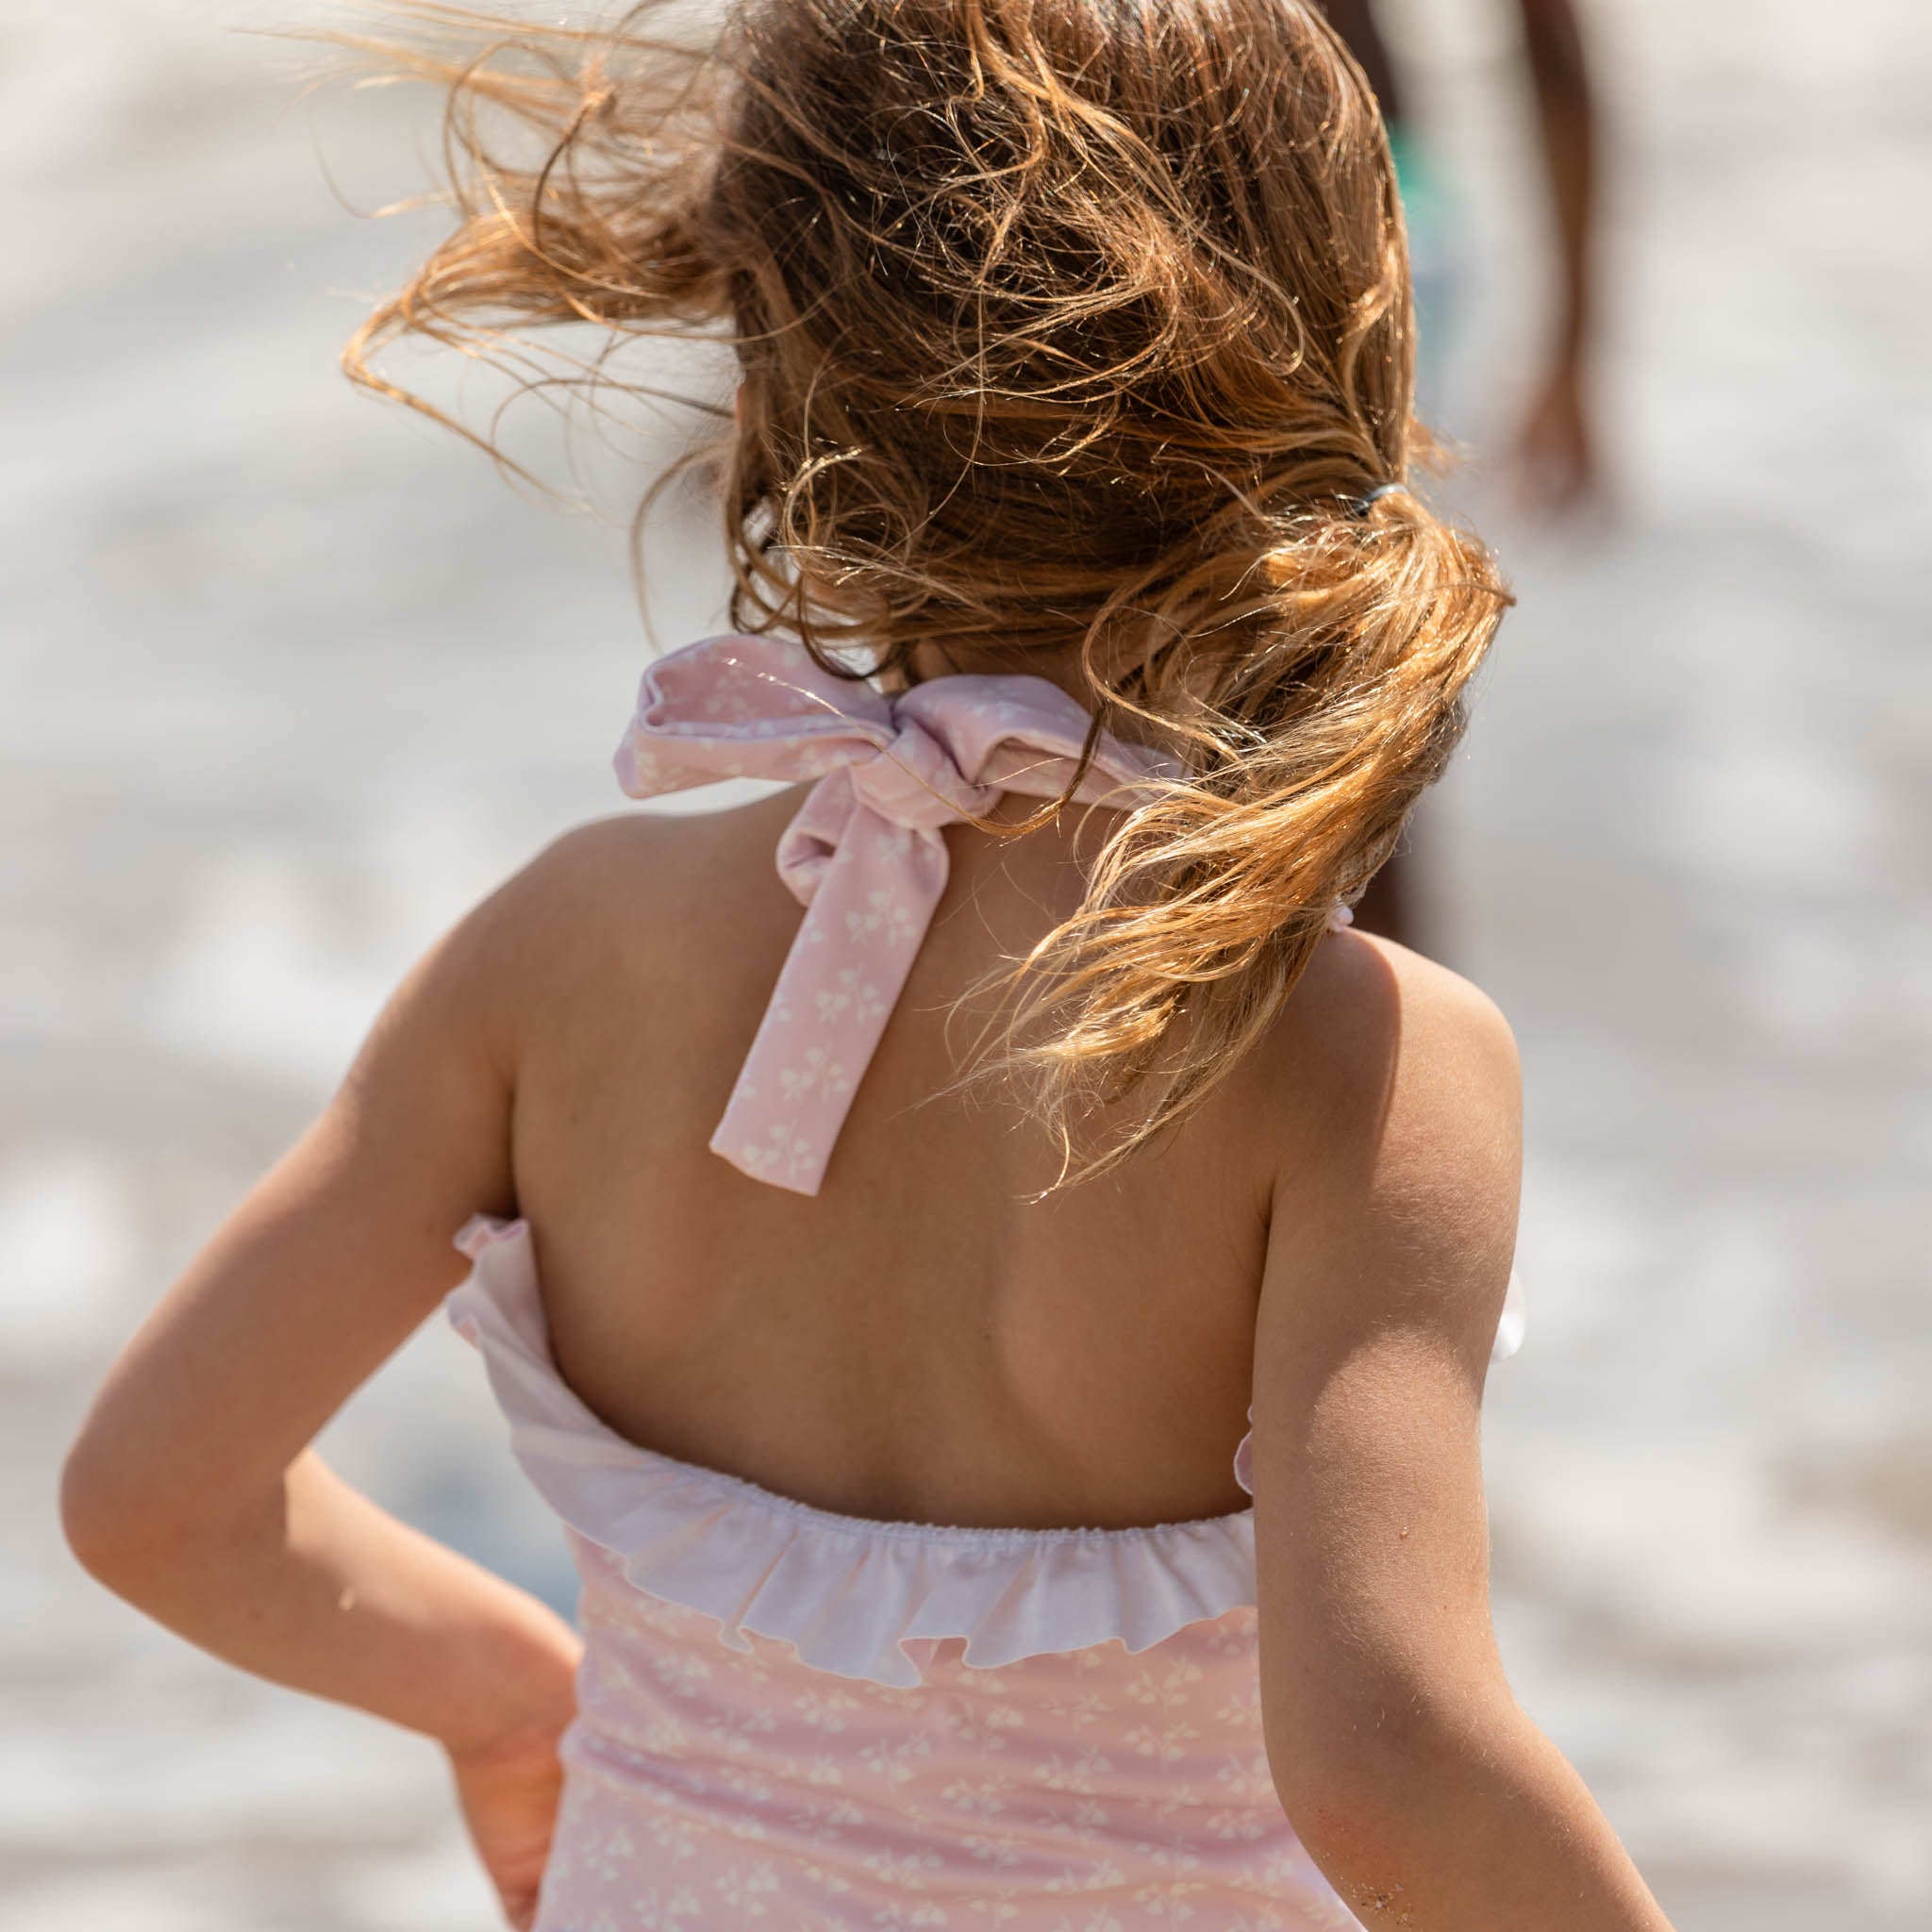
[58,1425,189,1592]
[1268,1688,1535,1874]
[1271,1764,1424,1882]
[59,1431,142,1586]
[62,1420,287,1598]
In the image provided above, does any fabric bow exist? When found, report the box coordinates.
[612,635,1178,1194]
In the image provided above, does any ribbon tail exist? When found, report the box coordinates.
[708,811,949,1195]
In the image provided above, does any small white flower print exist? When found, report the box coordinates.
[713,1859,781,1918]
[1124,1719,1202,1767]
[581,1823,638,1883]
[777,1046,851,1106]
[941,1701,1023,1752]
[1040,1855,1132,1906]
[644,1810,699,1863]
[796,1687,863,1733]
[1205,1807,1273,1843]
[1043,1689,1113,1729]
[777,1058,820,1101]
[725,1703,782,1741]
[1125,1660,1204,1709]
[1033,1747,1113,1794]
[713,1763,775,1802]
[858,1844,945,1892]
[736,1124,816,1182]
[789,1792,865,1838]
[868,1902,949,1928]
[651,1650,713,1697]
[1214,1747,1276,1805]
[940,1775,1014,1819]
[639,1718,689,1757]
[962,1829,1024,1871]
[858,1731,935,1789]
[628,1885,703,1926]
[844,891,891,941]
[1214,1682,1263,1726]
[1127,1876,1208,1924]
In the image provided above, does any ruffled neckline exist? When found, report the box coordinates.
[446,1216,1260,1687]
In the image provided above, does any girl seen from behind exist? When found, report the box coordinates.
[62,4,1677,1927]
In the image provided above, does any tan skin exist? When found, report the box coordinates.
[61,645,1674,1930]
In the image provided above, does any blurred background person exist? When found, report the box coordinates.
[1330,0,1601,949]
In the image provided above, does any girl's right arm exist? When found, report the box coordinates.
[1251,944,1674,1931]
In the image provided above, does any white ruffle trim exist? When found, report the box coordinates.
[446,1216,1258,1689]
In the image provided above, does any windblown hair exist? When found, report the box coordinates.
[343,0,1511,1178]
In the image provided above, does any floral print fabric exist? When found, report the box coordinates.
[537,1542,1368,1932]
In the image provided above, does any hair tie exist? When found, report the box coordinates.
[1357,479,1409,513]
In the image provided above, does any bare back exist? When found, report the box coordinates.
[503,787,1404,1534]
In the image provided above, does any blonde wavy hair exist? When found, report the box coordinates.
[341,0,1511,1179]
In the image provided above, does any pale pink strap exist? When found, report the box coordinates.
[612,636,1179,1194]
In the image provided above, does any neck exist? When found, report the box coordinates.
[897,639,1178,763]
[905,640,1091,705]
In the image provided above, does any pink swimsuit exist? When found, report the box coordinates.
[448,636,1526,1930]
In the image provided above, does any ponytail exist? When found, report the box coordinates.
[992,479,1507,1180]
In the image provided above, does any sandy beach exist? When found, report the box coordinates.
[4,2,1928,1925]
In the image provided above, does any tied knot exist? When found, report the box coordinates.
[850,715,999,831]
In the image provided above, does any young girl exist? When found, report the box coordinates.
[62,4,1676,1927]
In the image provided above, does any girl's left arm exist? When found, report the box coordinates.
[59,871,582,1762]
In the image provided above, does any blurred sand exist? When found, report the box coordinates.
[4,2,1928,1926]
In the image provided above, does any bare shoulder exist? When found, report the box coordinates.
[1332,930,1520,1180]
[495,789,800,927]
[1296,922,1514,1059]
[1256,926,1518,1148]
[468,789,805,1010]
[1247,928,1521,1357]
